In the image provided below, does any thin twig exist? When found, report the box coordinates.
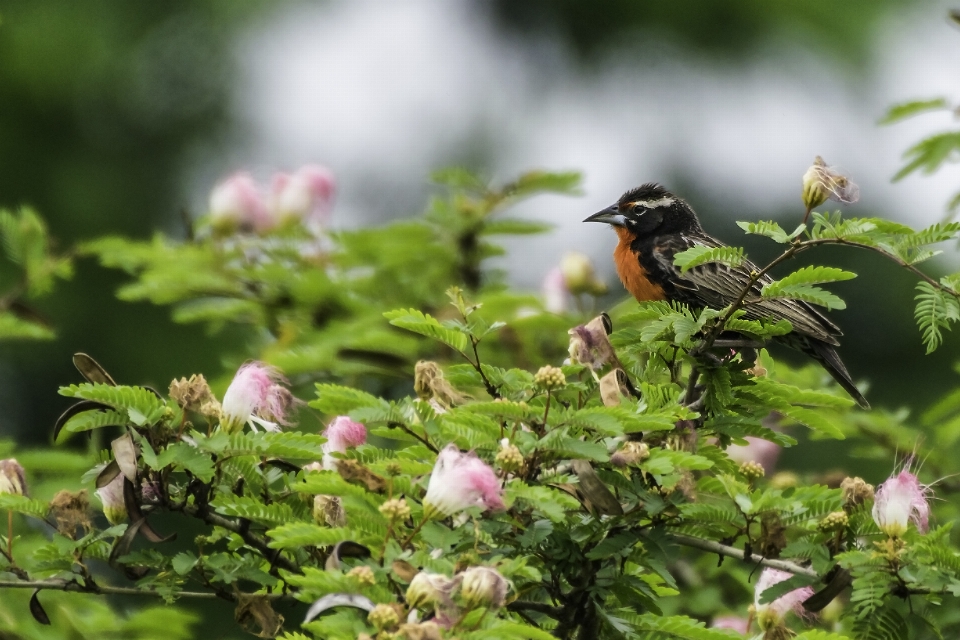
[0,579,286,599]
[667,532,818,578]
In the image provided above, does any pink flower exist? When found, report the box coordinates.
[543,267,568,314]
[423,445,504,518]
[726,437,781,474]
[321,416,367,470]
[753,568,814,631]
[711,616,749,635]
[220,362,294,434]
[270,164,336,229]
[872,460,931,537]
[208,172,272,233]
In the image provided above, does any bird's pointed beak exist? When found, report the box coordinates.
[583,204,626,226]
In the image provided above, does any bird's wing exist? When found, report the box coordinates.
[651,233,842,344]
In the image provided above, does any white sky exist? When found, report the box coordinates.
[210,0,960,287]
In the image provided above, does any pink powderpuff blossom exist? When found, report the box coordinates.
[872,460,931,537]
[710,616,749,635]
[753,568,814,631]
[321,416,367,470]
[208,172,272,234]
[542,267,568,314]
[726,437,781,474]
[423,445,504,518]
[270,164,336,229]
[220,362,294,434]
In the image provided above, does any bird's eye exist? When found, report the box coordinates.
[631,204,648,215]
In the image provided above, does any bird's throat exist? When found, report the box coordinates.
[613,228,667,302]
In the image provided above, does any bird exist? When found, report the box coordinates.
[584,182,869,409]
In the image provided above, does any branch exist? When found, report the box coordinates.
[507,600,562,618]
[0,578,285,600]
[666,532,818,578]
[181,504,299,575]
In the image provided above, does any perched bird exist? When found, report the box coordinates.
[585,183,869,409]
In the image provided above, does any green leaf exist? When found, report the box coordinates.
[0,313,55,341]
[61,408,128,434]
[480,219,553,235]
[758,573,816,604]
[894,131,960,181]
[383,308,469,353]
[0,494,51,519]
[673,245,745,273]
[879,98,948,124]
[152,442,216,482]
[211,496,295,526]
[58,383,166,426]
[267,523,354,549]
[915,281,960,353]
[310,384,383,416]
[737,220,805,243]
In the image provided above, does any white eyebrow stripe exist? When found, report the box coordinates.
[634,197,675,208]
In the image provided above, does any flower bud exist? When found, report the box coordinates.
[379,498,411,522]
[459,566,509,610]
[560,252,607,296]
[96,475,127,525]
[348,565,376,587]
[405,571,455,609]
[414,361,464,409]
[208,172,271,234]
[397,622,442,640]
[367,603,400,631]
[739,460,765,481]
[0,459,26,496]
[534,365,566,391]
[169,374,220,418]
[726,437,781,475]
[840,476,874,510]
[495,439,524,474]
[801,156,860,212]
[818,510,849,532]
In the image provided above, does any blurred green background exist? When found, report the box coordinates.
[0,0,958,473]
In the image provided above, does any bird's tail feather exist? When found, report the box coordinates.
[805,340,870,409]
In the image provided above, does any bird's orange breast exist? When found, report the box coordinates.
[613,227,667,302]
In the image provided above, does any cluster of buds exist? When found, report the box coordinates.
[348,565,377,587]
[610,442,650,468]
[0,459,26,496]
[542,252,607,313]
[321,416,367,470]
[302,462,347,526]
[872,460,931,538]
[495,438,524,474]
[208,164,336,235]
[739,460,766,481]
[379,498,411,522]
[367,604,401,632]
[534,365,566,391]
[422,445,504,520]
[726,436,781,475]
[801,156,859,214]
[220,362,295,434]
[752,567,815,638]
[817,510,849,532]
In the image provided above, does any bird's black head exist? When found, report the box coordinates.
[584,183,702,237]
